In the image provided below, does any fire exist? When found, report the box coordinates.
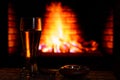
[39,2,98,53]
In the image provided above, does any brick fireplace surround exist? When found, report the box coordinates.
[0,0,120,80]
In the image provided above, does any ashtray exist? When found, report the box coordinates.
[59,64,90,78]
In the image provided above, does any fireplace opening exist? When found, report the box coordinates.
[37,1,113,57]
[38,2,100,55]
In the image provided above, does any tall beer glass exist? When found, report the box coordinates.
[20,17,41,77]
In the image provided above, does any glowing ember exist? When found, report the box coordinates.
[39,2,98,53]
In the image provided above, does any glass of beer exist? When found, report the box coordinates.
[20,17,42,78]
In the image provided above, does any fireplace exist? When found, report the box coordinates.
[38,2,100,55]
[37,1,113,57]
[7,0,114,69]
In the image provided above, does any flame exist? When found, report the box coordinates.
[39,2,98,53]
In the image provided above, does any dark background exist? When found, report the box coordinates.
[0,1,8,64]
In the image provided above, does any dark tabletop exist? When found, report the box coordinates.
[0,68,116,80]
